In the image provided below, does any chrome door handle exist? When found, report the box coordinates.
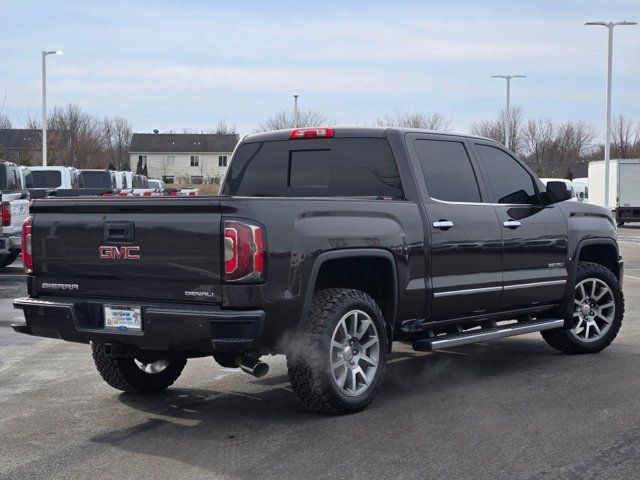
[503,220,522,229]
[433,220,454,230]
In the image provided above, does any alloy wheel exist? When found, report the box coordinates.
[330,309,380,396]
[571,278,615,343]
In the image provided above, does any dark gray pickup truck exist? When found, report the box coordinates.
[13,127,624,414]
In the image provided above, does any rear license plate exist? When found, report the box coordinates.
[104,305,142,331]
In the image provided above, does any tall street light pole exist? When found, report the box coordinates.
[42,50,63,167]
[585,20,636,210]
[293,94,299,128]
[491,74,526,150]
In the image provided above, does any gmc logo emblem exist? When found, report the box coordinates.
[99,245,141,260]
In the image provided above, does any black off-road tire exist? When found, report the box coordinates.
[541,262,624,354]
[0,251,19,268]
[91,342,187,393]
[287,289,388,415]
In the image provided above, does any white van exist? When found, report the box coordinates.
[571,178,588,203]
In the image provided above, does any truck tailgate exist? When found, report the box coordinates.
[31,197,223,304]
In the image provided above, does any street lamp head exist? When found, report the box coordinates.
[43,50,64,56]
[615,21,637,26]
[585,21,608,26]
[54,50,64,55]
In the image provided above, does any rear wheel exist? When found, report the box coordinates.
[541,262,624,354]
[91,342,187,393]
[287,289,387,414]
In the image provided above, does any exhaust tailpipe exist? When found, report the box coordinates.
[238,356,269,378]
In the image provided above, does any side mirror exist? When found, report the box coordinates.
[545,181,572,203]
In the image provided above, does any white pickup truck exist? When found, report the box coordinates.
[1,161,29,268]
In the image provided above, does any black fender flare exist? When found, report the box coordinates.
[299,248,399,337]
[557,237,620,327]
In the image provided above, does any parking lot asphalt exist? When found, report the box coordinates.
[2,228,640,480]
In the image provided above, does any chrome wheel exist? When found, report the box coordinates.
[330,309,380,397]
[134,358,171,374]
[571,278,615,342]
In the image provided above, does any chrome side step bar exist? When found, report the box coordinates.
[412,318,565,352]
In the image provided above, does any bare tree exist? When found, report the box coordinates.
[0,114,11,129]
[610,114,639,159]
[259,108,327,131]
[374,111,453,131]
[470,106,525,155]
[212,119,237,135]
[47,104,104,167]
[522,118,557,175]
[0,91,11,129]
[103,116,133,171]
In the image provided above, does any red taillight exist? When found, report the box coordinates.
[224,220,265,282]
[1,201,10,227]
[143,191,152,196]
[289,127,335,139]
[22,216,33,273]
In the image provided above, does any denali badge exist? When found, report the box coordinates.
[99,245,141,260]
[185,291,216,298]
[42,282,79,291]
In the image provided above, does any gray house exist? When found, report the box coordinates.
[0,129,72,165]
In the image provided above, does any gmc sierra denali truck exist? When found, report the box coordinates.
[12,128,625,414]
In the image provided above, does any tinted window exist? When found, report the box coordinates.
[31,170,62,188]
[223,138,403,198]
[414,139,481,203]
[81,171,112,188]
[0,165,20,190]
[476,145,538,204]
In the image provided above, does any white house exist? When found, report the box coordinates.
[129,132,239,185]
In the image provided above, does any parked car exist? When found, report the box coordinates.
[48,169,119,197]
[147,179,165,191]
[0,160,29,268]
[12,128,625,414]
[28,166,84,195]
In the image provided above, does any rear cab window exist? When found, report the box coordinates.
[222,137,403,198]
[81,171,113,189]
[31,170,63,189]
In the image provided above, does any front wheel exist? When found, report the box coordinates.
[541,262,624,354]
[92,342,187,393]
[287,289,388,414]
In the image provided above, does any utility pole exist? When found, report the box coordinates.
[293,94,299,128]
[41,50,63,166]
[585,20,637,209]
[491,74,526,150]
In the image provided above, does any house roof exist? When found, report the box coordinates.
[0,129,42,150]
[0,129,71,150]
[129,133,239,153]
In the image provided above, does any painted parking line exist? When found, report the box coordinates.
[624,275,640,282]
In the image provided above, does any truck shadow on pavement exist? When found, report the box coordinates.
[87,337,586,478]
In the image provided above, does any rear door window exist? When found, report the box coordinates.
[223,138,403,198]
[414,139,481,203]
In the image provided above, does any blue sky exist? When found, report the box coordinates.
[1,0,638,138]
